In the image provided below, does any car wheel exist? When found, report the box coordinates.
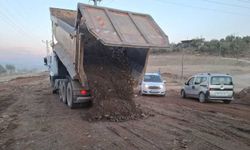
[181,90,186,98]
[199,92,206,103]
[223,100,231,104]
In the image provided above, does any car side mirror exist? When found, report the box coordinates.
[44,57,48,66]
[200,83,208,87]
[163,80,166,84]
[185,82,188,85]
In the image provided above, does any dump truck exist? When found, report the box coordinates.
[44,3,169,108]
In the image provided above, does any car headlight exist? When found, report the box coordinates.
[144,84,149,88]
[159,85,164,88]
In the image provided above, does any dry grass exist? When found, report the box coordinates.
[0,72,46,83]
[146,54,250,91]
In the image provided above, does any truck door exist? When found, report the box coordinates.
[49,52,59,77]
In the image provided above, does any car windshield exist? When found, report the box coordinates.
[144,75,162,82]
[210,76,233,85]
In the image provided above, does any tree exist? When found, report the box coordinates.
[0,64,7,74]
[242,36,250,44]
[5,64,16,74]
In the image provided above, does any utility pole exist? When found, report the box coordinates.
[180,39,193,82]
[91,0,102,6]
[181,48,184,81]
[42,40,50,58]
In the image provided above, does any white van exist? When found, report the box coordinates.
[181,73,234,104]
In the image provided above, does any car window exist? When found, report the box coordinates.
[144,75,162,82]
[211,76,233,85]
[195,77,202,84]
[195,77,207,84]
[201,77,207,83]
[187,77,194,85]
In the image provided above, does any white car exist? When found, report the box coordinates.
[139,73,166,96]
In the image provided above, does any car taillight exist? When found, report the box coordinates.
[80,90,87,95]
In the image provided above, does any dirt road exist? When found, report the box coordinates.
[0,74,250,150]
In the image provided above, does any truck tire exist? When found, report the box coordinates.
[58,81,63,101]
[50,76,58,94]
[60,81,67,104]
[49,76,54,87]
[66,81,77,109]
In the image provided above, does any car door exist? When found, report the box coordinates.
[194,76,208,97]
[185,77,195,96]
[193,76,202,97]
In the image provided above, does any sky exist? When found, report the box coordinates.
[0,0,249,68]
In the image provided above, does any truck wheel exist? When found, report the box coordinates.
[61,81,67,104]
[199,92,206,103]
[66,82,77,109]
[58,81,63,101]
[50,76,55,87]
[50,76,57,94]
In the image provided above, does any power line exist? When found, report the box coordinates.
[156,0,250,17]
[202,0,250,9]
[0,1,43,43]
[237,0,250,3]
[0,9,34,41]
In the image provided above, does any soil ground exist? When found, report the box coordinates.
[0,72,250,150]
[0,54,250,150]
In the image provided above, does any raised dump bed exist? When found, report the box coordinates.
[48,3,169,117]
[50,3,169,87]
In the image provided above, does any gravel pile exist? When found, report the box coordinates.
[83,48,147,122]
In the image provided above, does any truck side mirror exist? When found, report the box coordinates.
[44,57,48,66]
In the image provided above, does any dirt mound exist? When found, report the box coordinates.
[235,87,250,105]
[236,87,250,98]
[83,48,146,122]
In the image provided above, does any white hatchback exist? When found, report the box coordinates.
[139,73,166,96]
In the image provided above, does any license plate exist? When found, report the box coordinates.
[150,90,159,93]
[215,92,228,96]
